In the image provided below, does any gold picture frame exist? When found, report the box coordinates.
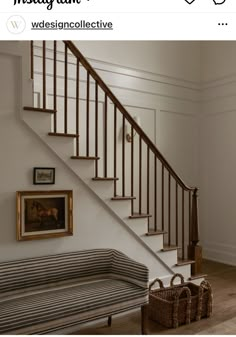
[16,190,73,241]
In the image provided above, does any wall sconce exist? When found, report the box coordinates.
[126,116,141,142]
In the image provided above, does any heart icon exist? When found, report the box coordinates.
[185,0,196,4]
[213,0,226,4]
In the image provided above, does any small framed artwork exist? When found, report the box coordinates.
[33,167,55,185]
[16,190,73,241]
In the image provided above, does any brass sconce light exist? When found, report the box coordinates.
[126,116,141,142]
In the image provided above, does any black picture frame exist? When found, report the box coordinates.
[33,167,55,185]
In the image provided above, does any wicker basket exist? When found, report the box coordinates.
[148,273,212,329]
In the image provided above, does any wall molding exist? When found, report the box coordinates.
[33,71,199,106]
[202,240,236,266]
[202,73,236,90]
[33,43,200,91]
[31,43,236,106]
[201,108,236,117]
[160,109,198,118]
[35,44,236,95]
[33,45,200,104]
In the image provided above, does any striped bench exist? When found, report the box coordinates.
[0,249,149,334]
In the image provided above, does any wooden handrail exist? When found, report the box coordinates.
[63,40,196,192]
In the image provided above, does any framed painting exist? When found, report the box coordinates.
[16,190,73,240]
[33,167,55,185]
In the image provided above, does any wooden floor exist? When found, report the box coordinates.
[76,260,236,335]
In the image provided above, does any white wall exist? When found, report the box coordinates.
[201,41,236,82]
[200,41,236,265]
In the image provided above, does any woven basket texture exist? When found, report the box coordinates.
[148,274,212,328]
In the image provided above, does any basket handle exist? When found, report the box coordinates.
[200,280,212,291]
[170,273,185,287]
[149,278,164,291]
[173,286,191,329]
[196,280,213,320]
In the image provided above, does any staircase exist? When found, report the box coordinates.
[22,41,203,282]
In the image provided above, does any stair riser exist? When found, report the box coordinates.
[46,137,75,162]
[172,264,191,280]
[89,180,115,200]
[106,200,131,219]
[142,235,164,252]
[23,110,52,136]
[69,160,95,182]
[156,250,178,267]
[126,218,148,236]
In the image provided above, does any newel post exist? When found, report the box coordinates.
[188,188,202,275]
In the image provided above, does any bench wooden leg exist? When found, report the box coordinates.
[141,305,149,335]
[108,315,112,327]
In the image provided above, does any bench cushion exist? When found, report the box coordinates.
[0,249,148,296]
[0,279,148,334]
[0,250,112,295]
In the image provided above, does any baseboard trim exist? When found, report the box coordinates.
[203,241,236,266]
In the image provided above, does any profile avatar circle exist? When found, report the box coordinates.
[7,15,26,34]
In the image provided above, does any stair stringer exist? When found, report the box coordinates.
[22,108,192,282]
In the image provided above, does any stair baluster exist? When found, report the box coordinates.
[86,71,90,157]
[162,164,165,231]
[182,188,185,260]
[131,126,134,215]
[30,41,34,80]
[113,105,117,195]
[76,59,80,156]
[64,44,68,134]
[104,93,108,178]
[176,182,179,247]
[168,172,171,246]
[42,41,46,110]
[122,115,126,197]
[53,41,57,133]
[154,156,157,232]
[139,135,142,215]
[189,191,192,246]
[95,82,99,177]
[147,146,150,232]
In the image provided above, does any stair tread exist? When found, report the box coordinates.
[48,132,80,138]
[111,196,136,201]
[129,213,152,219]
[176,259,195,266]
[71,156,100,160]
[92,177,119,181]
[146,230,166,236]
[161,245,180,252]
[188,274,207,281]
[24,107,57,114]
